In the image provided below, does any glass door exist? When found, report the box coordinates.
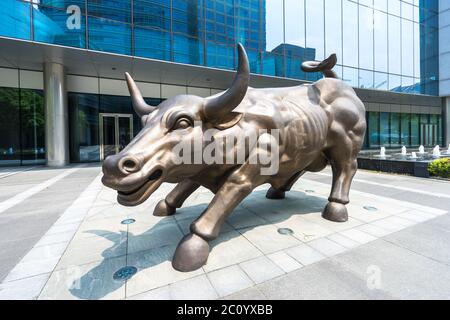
[99,113,133,160]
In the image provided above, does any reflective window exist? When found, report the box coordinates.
[0,87,21,166]
[33,5,86,48]
[390,113,401,147]
[0,0,441,96]
[379,112,390,146]
[388,15,401,75]
[0,87,45,166]
[0,0,31,40]
[88,17,131,55]
[343,0,358,68]
[359,5,374,70]
[305,0,324,61]
[20,89,45,165]
[325,0,342,64]
[88,0,131,23]
[373,10,388,72]
[69,93,100,163]
[368,112,380,148]
[400,113,411,146]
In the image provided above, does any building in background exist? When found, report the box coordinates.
[0,0,447,166]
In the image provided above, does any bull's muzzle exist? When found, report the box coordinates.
[102,153,164,206]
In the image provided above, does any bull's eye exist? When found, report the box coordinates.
[174,118,192,130]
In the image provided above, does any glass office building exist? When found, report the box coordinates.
[0,0,447,166]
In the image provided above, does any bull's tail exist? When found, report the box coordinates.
[301,54,338,79]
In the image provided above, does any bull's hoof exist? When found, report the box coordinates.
[266,187,285,200]
[153,199,176,217]
[172,234,210,272]
[322,202,348,223]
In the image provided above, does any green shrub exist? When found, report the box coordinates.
[428,158,450,179]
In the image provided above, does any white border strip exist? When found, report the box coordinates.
[0,173,103,300]
[0,166,83,214]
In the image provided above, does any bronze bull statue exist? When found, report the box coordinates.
[102,44,366,272]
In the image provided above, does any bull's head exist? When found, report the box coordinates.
[101,44,250,206]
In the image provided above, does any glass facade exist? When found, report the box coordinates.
[68,92,163,162]
[0,87,45,166]
[0,0,439,95]
[364,110,442,149]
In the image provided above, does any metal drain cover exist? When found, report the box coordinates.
[113,266,137,281]
[121,219,136,225]
[363,206,378,212]
[278,228,294,235]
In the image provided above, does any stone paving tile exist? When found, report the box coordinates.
[127,221,184,255]
[169,275,218,300]
[239,224,300,255]
[207,265,254,298]
[239,256,285,284]
[338,228,378,244]
[383,220,450,265]
[326,233,361,249]
[125,246,203,297]
[55,234,127,270]
[275,215,334,243]
[4,257,60,282]
[0,273,51,300]
[224,286,267,300]
[356,224,392,238]
[39,255,127,300]
[395,210,437,223]
[308,238,347,257]
[284,244,325,266]
[330,239,450,299]
[266,251,303,273]
[204,230,263,273]
[127,285,171,300]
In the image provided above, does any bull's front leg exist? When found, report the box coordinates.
[172,165,264,272]
[153,180,200,216]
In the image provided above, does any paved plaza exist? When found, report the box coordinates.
[0,165,449,300]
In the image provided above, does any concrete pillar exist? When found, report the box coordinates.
[44,62,69,167]
[445,97,450,147]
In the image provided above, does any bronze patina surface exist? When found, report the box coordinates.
[102,44,367,272]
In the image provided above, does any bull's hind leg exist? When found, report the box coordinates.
[323,142,359,223]
[153,180,200,216]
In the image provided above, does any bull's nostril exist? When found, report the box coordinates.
[120,156,142,174]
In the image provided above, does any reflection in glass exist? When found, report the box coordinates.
[388,15,401,75]
[400,113,411,146]
[88,17,131,55]
[380,112,390,146]
[390,113,401,147]
[69,93,100,162]
[33,5,86,48]
[21,90,45,165]
[0,88,21,166]
[343,0,358,68]
[410,114,420,146]
[305,0,324,61]
[368,112,380,148]
[0,0,31,40]
[359,5,374,70]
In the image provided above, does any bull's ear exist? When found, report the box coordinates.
[203,43,249,128]
[125,72,157,117]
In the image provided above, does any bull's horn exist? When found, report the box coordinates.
[204,43,249,122]
[125,72,157,117]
